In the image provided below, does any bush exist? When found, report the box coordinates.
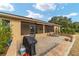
[0,45,5,54]
[61,27,75,34]
[0,20,11,54]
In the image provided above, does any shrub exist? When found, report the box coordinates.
[0,20,11,54]
[61,27,75,34]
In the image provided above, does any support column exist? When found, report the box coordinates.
[6,20,21,56]
[54,26,56,33]
[58,26,60,33]
[43,25,45,33]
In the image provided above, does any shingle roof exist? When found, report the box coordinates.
[0,12,59,26]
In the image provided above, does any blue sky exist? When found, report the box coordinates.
[0,3,79,22]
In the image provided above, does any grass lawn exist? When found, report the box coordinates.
[69,34,79,56]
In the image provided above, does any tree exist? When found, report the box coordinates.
[73,22,79,32]
[48,16,75,34]
[0,20,11,54]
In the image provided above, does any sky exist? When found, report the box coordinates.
[0,3,79,22]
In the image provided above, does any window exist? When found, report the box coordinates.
[2,19,10,25]
[45,25,54,33]
[21,22,30,35]
[36,24,43,33]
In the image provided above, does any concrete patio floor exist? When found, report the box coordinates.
[44,41,71,56]
[35,35,68,56]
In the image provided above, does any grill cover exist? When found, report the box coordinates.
[23,36,37,56]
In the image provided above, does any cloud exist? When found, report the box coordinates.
[48,16,52,20]
[26,10,43,19]
[63,13,78,17]
[0,3,14,12]
[33,3,56,11]
[48,13,78,20]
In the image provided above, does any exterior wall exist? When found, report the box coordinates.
[54,25,60,33]
[6,19,21,56]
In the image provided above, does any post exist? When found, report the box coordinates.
[54,26,56,33]
[58,26,60,33]
[6,19,21,56]
[43,25,45,33]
